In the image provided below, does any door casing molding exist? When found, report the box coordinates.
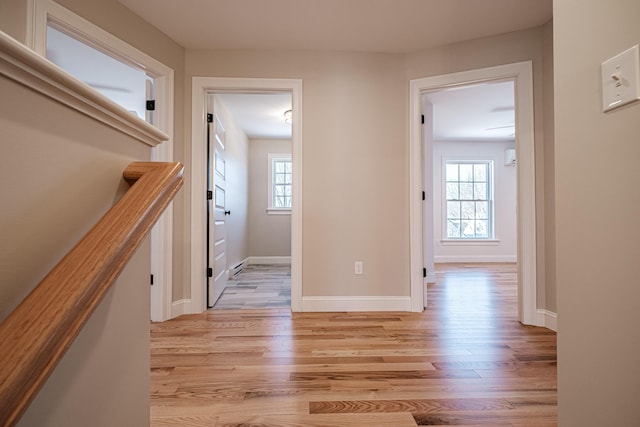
[189,77,303,314]
[409,61,538,325]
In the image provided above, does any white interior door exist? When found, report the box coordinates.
[207,102,228,307]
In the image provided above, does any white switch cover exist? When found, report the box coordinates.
[602,45,640,112]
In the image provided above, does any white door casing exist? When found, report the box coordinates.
[190,77,303,314]
[409,61,538,324]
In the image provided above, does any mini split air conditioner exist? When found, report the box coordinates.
[505,148,516,166]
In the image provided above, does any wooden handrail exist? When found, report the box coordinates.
[0,161,183,427]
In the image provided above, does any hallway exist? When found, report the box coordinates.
[150,263,556,426]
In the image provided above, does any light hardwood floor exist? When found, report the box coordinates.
[150,263,557,426]
[213,264,291,309]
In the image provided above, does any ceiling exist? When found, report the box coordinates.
[215,93,292,139]
[425,81,515,142]
[112,0,549,140]
[117,0,552,54]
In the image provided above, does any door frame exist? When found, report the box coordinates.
[409,61,538,325]
[27,0,175,322]
[189,77,303,313]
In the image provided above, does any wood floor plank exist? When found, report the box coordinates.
[150,263,557,426]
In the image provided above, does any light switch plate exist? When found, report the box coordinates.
[602,45,640,112]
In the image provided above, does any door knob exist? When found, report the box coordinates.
[224,210,231,215]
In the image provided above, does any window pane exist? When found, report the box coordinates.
[275,185,285,196]
[459,164,473,182]
[474,183,487,200]
[284,172,292,184]
[284,197,292,208]
[461,220,475,237]
[275,174,286,184]
[459,183,474,200]
[446,183,459,200]
[284,185,292,196]
[475,220,488,238]
[447,220,460,238]
[444,161,493,240]
[476,201,489,219]
[461,201,475,219]
[284,162,292,173]
[445,163,458,181]
[447,201,460,219]
[474,164,487,182]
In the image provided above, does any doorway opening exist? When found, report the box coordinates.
[409,61,538,325]
[189,77,303,315]
[205,92,293,309]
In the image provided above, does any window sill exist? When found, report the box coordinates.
[267,209,291,215]
[441,239,500,246]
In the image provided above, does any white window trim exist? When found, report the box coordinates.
[442,158,495,241]
[267,153,292,214]
[26,0,176,322]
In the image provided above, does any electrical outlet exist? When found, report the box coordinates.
[354,261,363,275]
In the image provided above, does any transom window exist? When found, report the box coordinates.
[445,161,493,239]
[268,153,292,212]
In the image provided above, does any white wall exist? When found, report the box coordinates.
[554,0,640,424]
[249,139,292,257]
[213,97,250,271]
[432,141,517,263]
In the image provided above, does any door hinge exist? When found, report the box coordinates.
[207,113,213,123]
[207,190,213,200]
[146,100,155,111]
[207,268,213,278]
[422,191,426,201]
[150,274,154,286]
[421,114,425,124]
[423,268,427,278]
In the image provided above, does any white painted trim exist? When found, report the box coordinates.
[536,309,557,332]
[0,31,166,146]
[247,256,292,265]
[301,296,412,312]
[191,77,303,314]
[25,0,177,322]
[426,272,436,284]
[170,299,190,319]
[410,61,538,325]
[434,256,518,263]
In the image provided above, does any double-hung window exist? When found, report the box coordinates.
[268,153,292,213]
[445,161,493,239]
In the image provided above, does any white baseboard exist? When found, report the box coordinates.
[247,256,291,265]
[434,255,517,263]
[171,298,203,319]
[301,296,412,312]
[536,309,557,332]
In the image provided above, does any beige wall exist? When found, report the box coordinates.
[542,21,556,312]
[186,50,408,297]
[0,0,27,42]
[184,25,555,301]
[249,139,292,257]
[1,66,152,425]
[213,96,250,269]
[554,0,640,424]
[406,25,555,311]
